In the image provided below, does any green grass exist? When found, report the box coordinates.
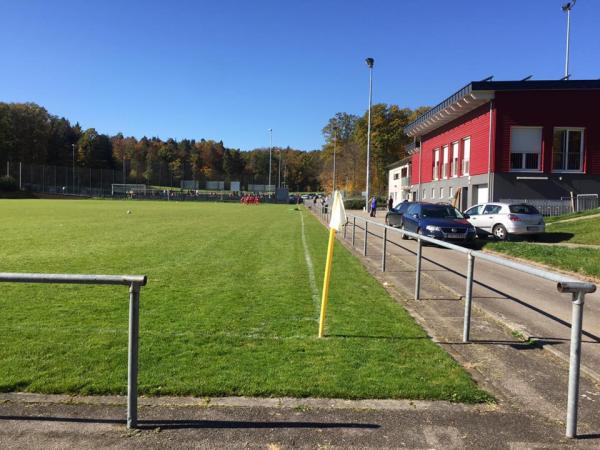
[486,242,600,279]
[0,200,489,402]
[545,208,600,223]
[544,216,600,246]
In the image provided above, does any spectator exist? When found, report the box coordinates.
[370,196,377,217]
[388,196,394,211]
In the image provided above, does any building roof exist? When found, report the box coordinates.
[387,155,411,170]
[405,79,600,139]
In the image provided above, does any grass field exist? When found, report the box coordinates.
[0,200,489,402]
[483,212,600,279]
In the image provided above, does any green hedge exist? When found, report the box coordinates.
[344,196,386,210]
[0,176,18,192]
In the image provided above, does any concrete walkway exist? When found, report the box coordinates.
[341,209,600,382]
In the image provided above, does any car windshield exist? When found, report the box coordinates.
[509,204,540,215]
[421,205,463,219]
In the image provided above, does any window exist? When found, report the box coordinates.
[393,173,399,180]
[483,204,502,215]
[465,205,484,216]
[433,149,440,180]
[449,186,454,198]
[510,127,542,171]
[422,189,426,200]
[431,188,435,199]
[440,187,444,199]
[462,138,470,175]
[442,145,449,179]
[553,128,584,172]
[451,142,459,177]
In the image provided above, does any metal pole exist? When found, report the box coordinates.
[565,8,571,78]
[332,129,337,193]
[363,221,368,256]
[352,217,356,247]
[365,58,374,211]
[127,283,140,429]
[343,220,347,239]
[19,162,22,190]
[278,148,281,189]
[72,144,75,194]
[268,128,272,192]
[463,253,475,342]
[381,226,387,272]
[415,238,422,300]
[566,291,585,438]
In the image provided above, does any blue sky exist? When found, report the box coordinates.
[1,1,598,151]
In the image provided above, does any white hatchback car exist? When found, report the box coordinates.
[464,203,545,241]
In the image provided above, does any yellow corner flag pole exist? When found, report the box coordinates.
[318,190,346,338]
[318,227,336,338]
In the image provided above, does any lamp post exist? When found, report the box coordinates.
[563,0,576,79]
[268,128,273,192]
[365,57,374,211]
[71,143,76,193]
[332,125,338,193]
[278,148,281,189]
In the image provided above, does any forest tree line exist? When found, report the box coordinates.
[0,101,428,194]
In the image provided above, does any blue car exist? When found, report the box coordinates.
[401,202,476,244]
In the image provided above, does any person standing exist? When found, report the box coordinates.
[388,196,394,211]
[370,196,377,217]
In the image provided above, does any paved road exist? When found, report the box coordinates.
[339,210,600,382]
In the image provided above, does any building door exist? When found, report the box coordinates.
[476,184,489,205]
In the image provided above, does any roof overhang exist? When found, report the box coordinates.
[405,88,494,138]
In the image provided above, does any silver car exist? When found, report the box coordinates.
[464,203,545,241]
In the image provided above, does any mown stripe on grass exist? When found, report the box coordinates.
[300,210,320,319]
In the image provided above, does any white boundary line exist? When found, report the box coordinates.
[300,211,320,319]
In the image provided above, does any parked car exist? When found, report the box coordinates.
[402,202,476,244]
[385,201,413,228]
[463,202,545,241]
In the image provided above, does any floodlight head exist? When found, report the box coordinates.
[562,0,575,11]
[365,57,374,68]
[268,128,272,132]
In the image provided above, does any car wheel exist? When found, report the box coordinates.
[400,222,409,240]
[492,224,508,241]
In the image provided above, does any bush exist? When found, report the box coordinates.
[0,176,18,192]
[344,196,387,210]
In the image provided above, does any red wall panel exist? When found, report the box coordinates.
[494,90,600,174]
[410,103,492,184]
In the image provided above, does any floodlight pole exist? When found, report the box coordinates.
[563,1,576,79]
[332,126,337,193]
[72,143,76,194]
[365,57,374,211]
[268,128,273,192]
[278,148,281,189]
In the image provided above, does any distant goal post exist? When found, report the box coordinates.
[111,184,147,196]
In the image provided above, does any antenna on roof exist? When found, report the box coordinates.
[480,75,494,82]
[521,75,533,81]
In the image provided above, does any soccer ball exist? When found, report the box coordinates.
[127,210,132,215]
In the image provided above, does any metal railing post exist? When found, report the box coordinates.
[566,291,585,438]
[352,217,356,247]
[414,238,422,300]
[381,226,387,272]
[363,221,368,256]
[343,220,347,239]
[463,253,475,342]
[127,283,140,429]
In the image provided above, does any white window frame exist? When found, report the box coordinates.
[433,148,440,180]
[422,189,426,200]
[462,137,470,176]
[440,187,444,199]
[509,126,543,173]
[449,186,454,198]
[552,127,585,173]
[451,141,459,178]
[442,145,449,179]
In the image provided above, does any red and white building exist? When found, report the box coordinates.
[403,79,600,209]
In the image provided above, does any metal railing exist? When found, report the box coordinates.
[0,272,147,429]
[316,208,596,439]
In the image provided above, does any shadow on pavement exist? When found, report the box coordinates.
[0,415,380,430]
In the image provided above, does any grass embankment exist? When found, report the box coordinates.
[0,200,489,402]
[485,212,600,279]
